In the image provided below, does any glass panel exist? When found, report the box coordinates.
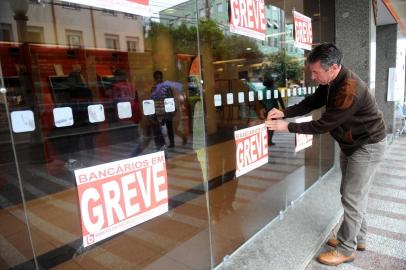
[0,1,212,269]
[198,1,289,265]
[199,0,332,266]
[307,0,336,182]
[0,56,37,268]
[283,1,318,201]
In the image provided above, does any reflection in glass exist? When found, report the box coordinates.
[0,1,212,269]
[0,0,335,269]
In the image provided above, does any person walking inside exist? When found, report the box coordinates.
[260,76,285,146]
[265,43,386,266]
[151,71,175,148]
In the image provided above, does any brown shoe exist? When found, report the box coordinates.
[318,249,355,266]
[357,243,366,251]
[327,239,366,251]
[327,238,340,247]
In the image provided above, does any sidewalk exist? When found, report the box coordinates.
[306,136,406,269]
[217,136,406,270]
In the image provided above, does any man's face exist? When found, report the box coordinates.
[308,61,339,85]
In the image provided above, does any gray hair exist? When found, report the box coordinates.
[307,43,343,70]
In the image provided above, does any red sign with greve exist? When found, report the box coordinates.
[293,10,313,51]
[235,124,268,177]
[74,152,168,247]
[229,0,267,40]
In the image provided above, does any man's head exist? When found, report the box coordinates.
[153,70,163,83]
[307,43,343,85]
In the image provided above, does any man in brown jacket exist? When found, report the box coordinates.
[265,43,386,266]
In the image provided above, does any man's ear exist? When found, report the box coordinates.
[331,64,339,71]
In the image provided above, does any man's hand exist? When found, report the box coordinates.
[266,108,284,120]
[265,119,289,131]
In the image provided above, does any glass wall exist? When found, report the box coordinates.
[186,0,335,264]
[0,86,36,269]
[0,0,335,269]
[0,1,212,269]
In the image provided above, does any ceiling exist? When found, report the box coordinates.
[379,0,406,35]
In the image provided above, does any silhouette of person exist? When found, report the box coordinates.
[151,71,175,148]
[260,77,285,146]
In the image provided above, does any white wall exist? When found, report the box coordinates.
[92,10,144,52]
[0,1,20,42]
[27,3,56,44]
[52,5,93,47]
[0,1,144,51]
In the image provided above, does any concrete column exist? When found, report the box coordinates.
[335,0,376,94]
[375,24,398,133]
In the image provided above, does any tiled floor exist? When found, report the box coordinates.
[306,136,406,270]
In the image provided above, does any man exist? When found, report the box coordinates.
[151,70,175,148]
[260,76,285,146]
[265,43,386,266]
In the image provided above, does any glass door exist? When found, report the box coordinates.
[0,1,212,269]
[198,0,334,267]
[0,51,37,269]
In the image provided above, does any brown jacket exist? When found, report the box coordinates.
[285,66,386,156]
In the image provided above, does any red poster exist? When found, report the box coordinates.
[293,10,313,51]
[235,124,268,177]
[295,116,313,152]
[74,151,168,247]
[229,0,267,40]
